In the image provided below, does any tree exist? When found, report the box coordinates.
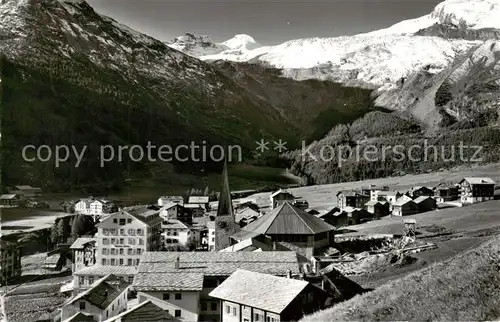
[50,221,59,244]
[203,186,209,196]
[71,214,95,239]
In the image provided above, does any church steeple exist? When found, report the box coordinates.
[216,158,233,217]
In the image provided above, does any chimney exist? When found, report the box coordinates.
[104,289,108,297]
[286,269,292,279]
[175,256,180,269]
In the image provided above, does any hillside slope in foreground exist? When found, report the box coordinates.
[302,234,500,321]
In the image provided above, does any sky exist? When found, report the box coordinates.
[86,0,443,44]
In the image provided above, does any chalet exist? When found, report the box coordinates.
[292,199,309,211]
[231,202,335,260]
[368,185,390,201]
[73,266,137,294]
[336,190,369,210]
[376,191,402,206]
[160,203,192,225]
[269,190,295,209]
[183,204,205,217]
[234,208,260,227]
[407,186,434,199]
[75,198,116,221]
[413,196,437,213]
[8,185,42,199]
[209,269,330,322]
[70,237,97,272]
[234,200,259,213]
[188,196,210,211]
[104,300,173,322]
[158,196,184,207]
[161,219,194,247]
[433,183,459,203]
[340,207,372,225]
[364,200,390,218]
[392,197,419,216]
[131,251,300,322]
[316,207,341,226]
[459,177,496,204]
[0,194,21,207]
[60,274,129,322]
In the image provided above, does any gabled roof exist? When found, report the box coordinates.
[162,219,190,229]
[0,194,18,200]
[98,207,161,227]
[393,196,416,207]
[66,275,128,310]
[62,312,96,322]
[70,237,97,250]
[209,269,309,314]
[364,200,380,207]
[14,185,41,191]
[377,190,401,197]
[241,202,335,235]
[104,300,173,322]
[413,196,435,204]
[219,237,272,252]
[270,189,294,199]
[460,177,496,185]
[235,208,260,223]
[132,251,300,291]
[188,196,210,203]
[184,203,204,209]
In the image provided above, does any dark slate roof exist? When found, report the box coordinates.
[67,275,128,310]
[62,312,96,322]
[106,300,174,322]
[209,269,309,314]
[132,251,300,291]
[241,202,335,235]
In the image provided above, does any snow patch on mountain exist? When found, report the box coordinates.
[221,34,260,50]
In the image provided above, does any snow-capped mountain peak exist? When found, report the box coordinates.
[221,34,260,50]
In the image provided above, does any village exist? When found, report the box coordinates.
[0,164,499,322]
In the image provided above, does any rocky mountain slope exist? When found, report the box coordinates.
[168,0,500,128]
[0,0,377,191]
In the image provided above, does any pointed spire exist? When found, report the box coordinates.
[217,158,233,217]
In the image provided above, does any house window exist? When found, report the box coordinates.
[101,259,107,265]
[128,276,134,283]
[128,229,135,235]
[79,277,84,285]
[119,219,126,225]
[111,259,116,265]
[119,259,124,265]
[128,259,133,266]
[226,305,230,314]
[173,232,178,236]
[129,238,135,245]
[163,293,170,300]
[88,277,94,284]
[210,301,217,311]
[137,249,142,255]
[113,219,117,224]
[103,238,109,245]
[79,301,86,310]
[102,248,109,255]
[137,229,143,235]
[175,293,182,300]
[254,313,259,321]
[127,218,132,223]
[136,259,140,265]
[138,239,144,245]
[175,310,181,317]
[111,238,116,244]
[201,302,208,311]
[233,307,237,316]
[119,248,124,255]
[120,229,125,235]
[119,238,124,244]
